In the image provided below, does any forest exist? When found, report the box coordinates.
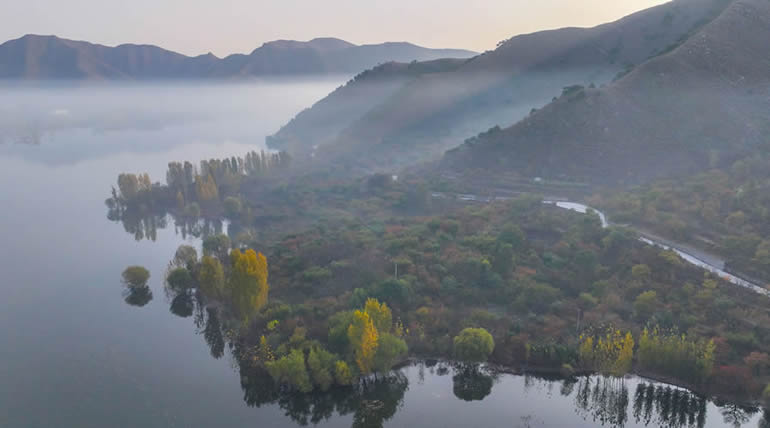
[593,152,770,284]
[109,156,770,405]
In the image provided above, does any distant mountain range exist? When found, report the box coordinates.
[0,35,476,80]
[268,0,737,175]
[442,0,770,186]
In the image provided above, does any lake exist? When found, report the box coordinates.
[0,81,766,428]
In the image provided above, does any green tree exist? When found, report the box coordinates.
[334,360,354,386]
[307,347,336,391]
[373,333,408,374]
[202,234,231,261]
[121,266,150,287]
[633,290,658,320]
[453,328,495,363]
[327,311,355,354]
[166,267,194,292]
[198,255,225,299]
[172,245,198,270]
[223,196,242,219]
[265,349,312,393]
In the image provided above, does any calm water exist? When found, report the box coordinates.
[0,82,766,428]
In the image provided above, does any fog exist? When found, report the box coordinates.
[0,79,344,165]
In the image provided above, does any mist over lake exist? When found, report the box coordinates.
[3,0,770,425]
[0,80,344,427]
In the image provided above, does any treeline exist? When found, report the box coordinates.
[637,327,715,385]
[107,150,291,220]
[576,327,715,384]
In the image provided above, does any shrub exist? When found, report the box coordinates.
[122,266,150,287]
[454,328,495,363]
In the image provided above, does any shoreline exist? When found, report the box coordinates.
[397,357,764,408]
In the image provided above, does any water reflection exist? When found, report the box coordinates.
[631,382,707,428]
[452,366,496,401]
[122,283,153,307]
[716,402,760,428]
[574,376,630,427]
[106,193,224,242]
[241,367,408,428]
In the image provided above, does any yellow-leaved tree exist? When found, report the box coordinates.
[364,298,392,333]
[228,249,269,319]
[348,310,379,375]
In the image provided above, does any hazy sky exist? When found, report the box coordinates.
[2,0,668,56]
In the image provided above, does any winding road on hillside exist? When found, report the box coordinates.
[432,192,770,298]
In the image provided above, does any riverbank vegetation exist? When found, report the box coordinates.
[108,152,770,403]
[134,194,770,402]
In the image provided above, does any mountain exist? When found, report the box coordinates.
[441,0,770,188]
[269,0,734,172]
[266,58,469,153]
[0,35,476,80]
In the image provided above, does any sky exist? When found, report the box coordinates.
[2,0,668,57]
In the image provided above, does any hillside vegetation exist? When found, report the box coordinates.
[270,0,733,172]
[442,0,770,187]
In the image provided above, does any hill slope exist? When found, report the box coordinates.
[0,35,475,80]
[441,0,770,187]
[270,0,732,171]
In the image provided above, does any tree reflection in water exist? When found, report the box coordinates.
[758,409,770,428]
[122,283,152,307]
[452,365,495,402]
[106,193,224,242]
[241,366,409,428]
[574,376,629,427]
[715,401,760,428]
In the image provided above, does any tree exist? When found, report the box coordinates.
[453,328,495,363]
[328,311,355,354]
[121,266,150,287]
[117,173,140,201]
[266,349,312,393]
[223,196,242,219]
[198,255,225,299]
[335,360,353,386]
[452,368,494,401]
[228,249,269,319]
[307,347,336,391]
[631,264,651,281]
[172,245,198,270]
[364,298,392,333]
[166,267,194,292]
[202,234,231,261]
[373,333,408,374]
[348,310,379,375]
[614,332,635,376]
[195,173,219,204]
[633,290,658,320]
[123,283,153,307]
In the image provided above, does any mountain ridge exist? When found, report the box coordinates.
[440,0,770,187]
[269,0,734,172]
[0,34,476,80]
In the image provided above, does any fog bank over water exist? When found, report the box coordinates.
[0,79,343,165]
